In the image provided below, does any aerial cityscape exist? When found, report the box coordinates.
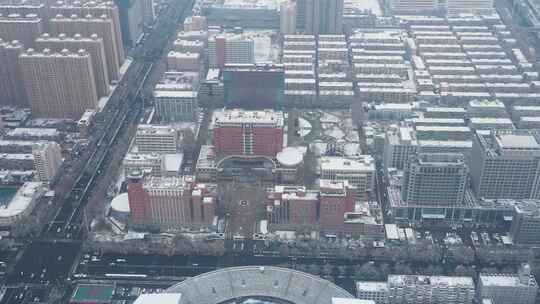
[0,0,540,303]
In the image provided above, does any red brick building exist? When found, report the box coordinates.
[266,186,319,226]
[266,180,356,231]
[126,170,150,224]
[127,174,216,226]
[212,109,284,158]
[319,180,356,231]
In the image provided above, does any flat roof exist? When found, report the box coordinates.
[7,128,59,137]
[388,275,474,287]
[319,156,375,172]
[497,134,539,149]
[137,124,177,136]
[213,109,284,126]
[479,274,531,287]
[0,182,41,218]
[163,153,184,172]
[355,281,388,292]
[332,299,375,304]
[134,294,182,304]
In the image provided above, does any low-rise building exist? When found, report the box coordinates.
[319,156,375,193]
[0,182,45,226]
[135,125,179,154]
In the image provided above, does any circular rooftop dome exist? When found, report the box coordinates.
[110,193,130,213]
[166,266,353,304]
[276,148,304,168]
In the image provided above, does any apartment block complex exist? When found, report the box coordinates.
[0,13,43,48]
[35,33,110,97]
[19,48,98,119]
[0,39,26,107]
[356,275,475,304]
[49,13,122,81]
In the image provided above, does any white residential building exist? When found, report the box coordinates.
[32,142,62,182]
[319,156,375,193]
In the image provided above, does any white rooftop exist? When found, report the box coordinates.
[332,299,375,304]
[213,109,284,126]
[319,156,375,172]
[7,128,59,137]
[496,134,540,150]
[0,182,42,218]
[133,294,182,304]
[137,125,177,136]
[356,281,388,292]
[277,147,304,167]
[163,153,184,172]
[110,192,130,213]
[479,274,531,287]
[388,275,474,287]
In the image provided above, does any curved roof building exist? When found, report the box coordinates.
[134,266,356,304]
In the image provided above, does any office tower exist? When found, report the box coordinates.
[297,0,343,35]
[402,153,468,206]
[212,109,284,158]
[384,126,418,171]
[49,0,124,63]
[319,156,375,193]
[19,48,98,119]
[183,15,206,32]
[280,0,296,36]
[32,141,62,182]
[35,33,110,97]
[0,13,43,48]
[478,265,538,304]
[470,131,540,199]
[127,174,216,226]
[0,39,27,107]
[386,275,475,304]
[223,63,285,109]
[207,33,254,69]
[319,179,356,230]
[50,14,121,81]
[152,71,199,122]
[135,125,179,154]
[153,90,198,123]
